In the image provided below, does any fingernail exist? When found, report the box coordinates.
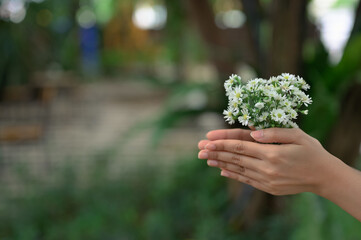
[205,144,216,150]
[251,130,264,139]
[207,160,218,166]
[221,171,229,177]
[198,152,208,159]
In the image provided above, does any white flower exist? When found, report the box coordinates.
[248,78,260,86]
[301,110,308,115]
[263,89,276,98]
[281,99,292,108]
[226,118,235,124]
[265,89,284,101]
[287,121,299,128]
[294,90,312,106]
[293,89,303,97]
[302,84,310,90]
[263,85,273,91]
[273,93,284,101]
[230,101,238,110]
[223,108,233,118]
[232,107,239,116]
[238,109,251,126]
[223,107,235,124]
[255,102,265,109]
[271,109,287,123]
[224,84,232,94]
[223,73,311,129]
[228,74,236,83]
[281,73,296,81]
[288,109,298,119]
[230,86,243,103]
[246,84,256,92]
[233,74,241,81]
[280,81,292,92]
[227,74,241,85]
[301,94,312,106]
[224,74,240,91]
[240,103,248,110]
[269,77,279,86]
[258,112,269,122]
[248,120,255,126]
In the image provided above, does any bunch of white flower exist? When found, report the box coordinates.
[223,73,312,129]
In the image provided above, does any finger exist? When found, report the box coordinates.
[198,140,210,150]
[220,170,267,191]
[250,128,305,144]
[203,150,262,172]
[198,150,209,159]
[209,160,245,174]
[206,129,254,142]
[207,160,265,181]
[205,139,268,159]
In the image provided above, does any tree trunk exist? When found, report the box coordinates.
[267,0,307,76]
[185,0,257,80]
[326,83,361,166]
[240,0,264,75]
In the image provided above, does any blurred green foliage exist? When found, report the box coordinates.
[302,33,361,141]
[0,154,253,239]
[0,153,360,239]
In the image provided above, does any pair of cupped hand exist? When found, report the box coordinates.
[198,128,344,196]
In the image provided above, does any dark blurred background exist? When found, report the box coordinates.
[0,0,360,239]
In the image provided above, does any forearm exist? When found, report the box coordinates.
[317,157,361,221]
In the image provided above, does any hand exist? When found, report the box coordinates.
[198,128,345,196]
[198,128,254,150]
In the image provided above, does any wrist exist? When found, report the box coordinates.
[312,155,349,199]
[312,156,361,221]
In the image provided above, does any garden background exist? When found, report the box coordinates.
[0,0,361,239]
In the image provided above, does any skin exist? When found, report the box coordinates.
[198,128,361,221]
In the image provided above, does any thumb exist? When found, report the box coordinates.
[250,128,303,144]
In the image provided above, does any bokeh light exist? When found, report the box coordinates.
[36,9,52,27]
[0,0,26,23]
[310,0,359,63]
[76,6,97,29]
[132,3,167,30]
[215,10,246,29]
